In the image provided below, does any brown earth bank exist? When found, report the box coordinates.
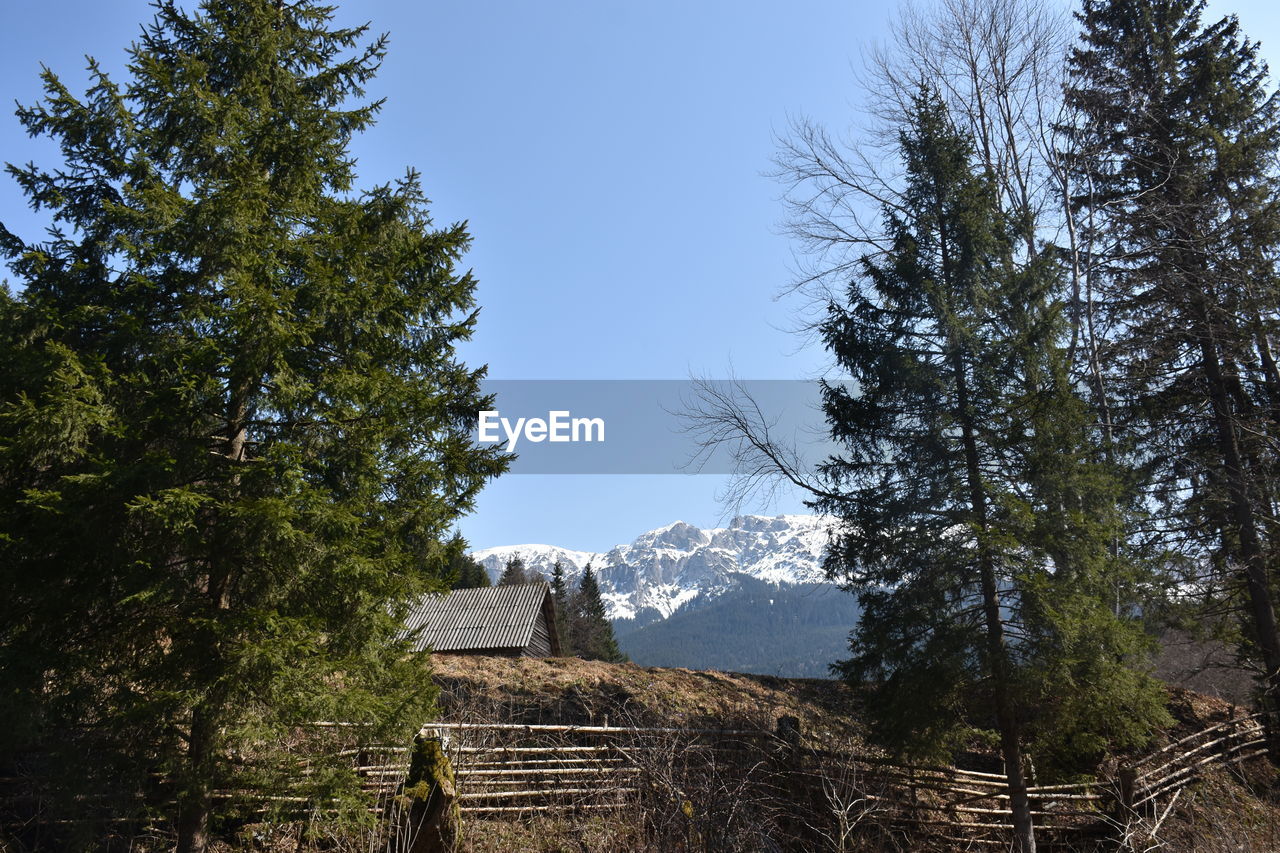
[429,654,867,744]
[429,653,1253,749]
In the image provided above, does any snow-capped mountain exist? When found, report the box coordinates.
[471,514,833,622]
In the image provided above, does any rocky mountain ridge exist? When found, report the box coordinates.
[471,514,833,622]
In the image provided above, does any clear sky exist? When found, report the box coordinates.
[3,0,1278,552]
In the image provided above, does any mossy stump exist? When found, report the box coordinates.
[400,731,459,853]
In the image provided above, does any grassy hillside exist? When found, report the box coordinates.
[430,653,866,744]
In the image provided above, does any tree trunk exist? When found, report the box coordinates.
[176,704,218,853]
[1198,334,1280,737]
[177,383,249,852]
[982,562,1036,853]
[954,354,1037,853]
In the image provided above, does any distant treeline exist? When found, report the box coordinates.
[615,578,862,678]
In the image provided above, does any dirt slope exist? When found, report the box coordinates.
[429,654,866,745]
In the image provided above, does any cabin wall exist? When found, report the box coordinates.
[522,613,553,658]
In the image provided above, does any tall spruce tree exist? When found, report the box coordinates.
[451,551,492,589]
[498,555,529,586]
[817,88,1167,853]
[432,532,491,589]
[550,559,572,655]
[569,563,626,663]
[0,2,506,849]
[1063,0,1280,719]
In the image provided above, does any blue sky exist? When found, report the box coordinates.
[3,0,1278,552]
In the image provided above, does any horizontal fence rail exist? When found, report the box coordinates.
[418,722,774,818]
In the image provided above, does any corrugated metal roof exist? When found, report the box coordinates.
[403,584,551,653]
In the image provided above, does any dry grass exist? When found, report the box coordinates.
[453,812,647,853]
[429,654,866,747]
[1133,766,1280,852]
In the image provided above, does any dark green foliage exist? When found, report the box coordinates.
[498,555,528,586]
[460,557,492,588]
[1064,0,1280,705]
[815,87,1168,790]
[549,560,572,655]
[614,579,863,677]
[449,542,492,590]
[0,1,505,848]
[429,532,490,590]
[569,563,626,663]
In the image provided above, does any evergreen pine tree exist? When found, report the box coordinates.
[569,563,626,663]
[431,532,491,589]
[818,87,1167,853]
[1063,0,1280,716]
[498,555,529,586]
[550,560,572,655]
[451,552,492,589]
[0,2,506,848]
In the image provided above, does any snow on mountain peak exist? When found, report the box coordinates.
[469,543,603,579]
[470,514,833,622]
[632,520,709,550]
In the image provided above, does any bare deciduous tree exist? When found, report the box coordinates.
[772,0,1071,338]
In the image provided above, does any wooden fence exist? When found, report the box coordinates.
[352,711,1274,850]
[800,752,1108,848]
[432,722,645,815]
[2,712,1271,849]
[1123,711,1268,812]
[403,722,775,816]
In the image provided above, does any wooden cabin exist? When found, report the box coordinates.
[404,584,562,657]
